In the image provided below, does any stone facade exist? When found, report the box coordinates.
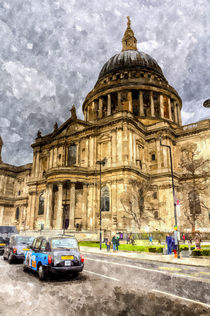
[0,19,210,238]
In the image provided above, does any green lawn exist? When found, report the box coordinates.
[79,241,210,255]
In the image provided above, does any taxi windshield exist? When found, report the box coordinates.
[51,238,78,249]
[16,236,34,245]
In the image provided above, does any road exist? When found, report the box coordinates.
[0,253,210,316]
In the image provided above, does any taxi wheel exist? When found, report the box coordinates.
[8,254,13,264]
[38,264,46,281]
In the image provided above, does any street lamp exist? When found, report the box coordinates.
[160,137,180,258]
[96,157,107,250]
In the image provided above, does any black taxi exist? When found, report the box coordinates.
[3,235,34,263]
[23,236,84,280]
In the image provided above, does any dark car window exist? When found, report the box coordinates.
[34,238,42,250]
[51,238,78,250]
[31,239,36,249]
[15,236,34,245]
[0,226,17,233]
[40,239,47,251]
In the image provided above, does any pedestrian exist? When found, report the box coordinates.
[116,235,120,251]
[127,234,130,244]
[182,233,186,244]
[106,239,111,252]
[149,235,153,245]
[172,237,177,258]
[130,234,135,245]
[166,233,172,254]
[112,235,117,252]
[195,234,201,249]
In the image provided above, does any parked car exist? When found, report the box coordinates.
[23,236,84,280]
[0,236,6,255]
[3,235,34,263]
[0,226,18,246]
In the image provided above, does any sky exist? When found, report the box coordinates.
[0,0,210,166]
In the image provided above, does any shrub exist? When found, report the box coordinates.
[192,249,210,257]
[148,247,163,253]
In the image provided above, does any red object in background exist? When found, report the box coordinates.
[48,255,52,264]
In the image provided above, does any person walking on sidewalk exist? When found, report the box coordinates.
[166,234,173,254]
[195,234,201,249]
[116,235,120,251]
[112,235,117,252]
[106,239,111,252]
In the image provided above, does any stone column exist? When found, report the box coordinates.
[29,193,36,230]
[35,153,40,178]
[68,183,75,230]
[0,206,4,225]
[174,103,178,124]
[116,128,122,163]
[112,180,118,230]
[178,105,182,125]
[45,184,53,229]
[112,129,117,165]
[89,137,94,167]
[87,107,90,121]
[92,181,97,230]
[26,194,32,229]
[54,147,58,167]
[31,155,36,177]
[91,101,95,120]
[128,91,132,112]
[56,183,63,230]
[108,138,111,167]
[82,184,88,230]
[159,94,164,118]
[20,207,26,230]
[133,133,136,163]
[107,94,111,116]
[139,91,144,116]
[117,92,121,110]
[168,98,172,120]
[129,129,133,163]
[156,139,161,170]
[150,91,155,117]
[99,98,103,118]
[49,149,53,169]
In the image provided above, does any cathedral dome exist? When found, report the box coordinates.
[83,17,182,127]
[98,50,165,81]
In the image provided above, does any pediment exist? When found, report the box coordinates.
[54,119,90,138]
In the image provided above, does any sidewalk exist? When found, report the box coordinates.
[80,246,210,268]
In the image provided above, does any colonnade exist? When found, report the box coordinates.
[84,90,182,125]
[27,181,89,231]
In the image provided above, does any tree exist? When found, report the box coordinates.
[120,178,164,231]
[178,142,210,235]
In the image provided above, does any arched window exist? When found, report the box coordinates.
[15,207,20,220]
[68,144,77,165]
[101,186,110,212]
[188,190,201,215]
[38,192,44,215]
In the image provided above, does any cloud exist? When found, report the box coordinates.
[3,61,55,101]
[0,0,209,165]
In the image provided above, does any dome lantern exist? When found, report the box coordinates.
[122,16,137,51]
